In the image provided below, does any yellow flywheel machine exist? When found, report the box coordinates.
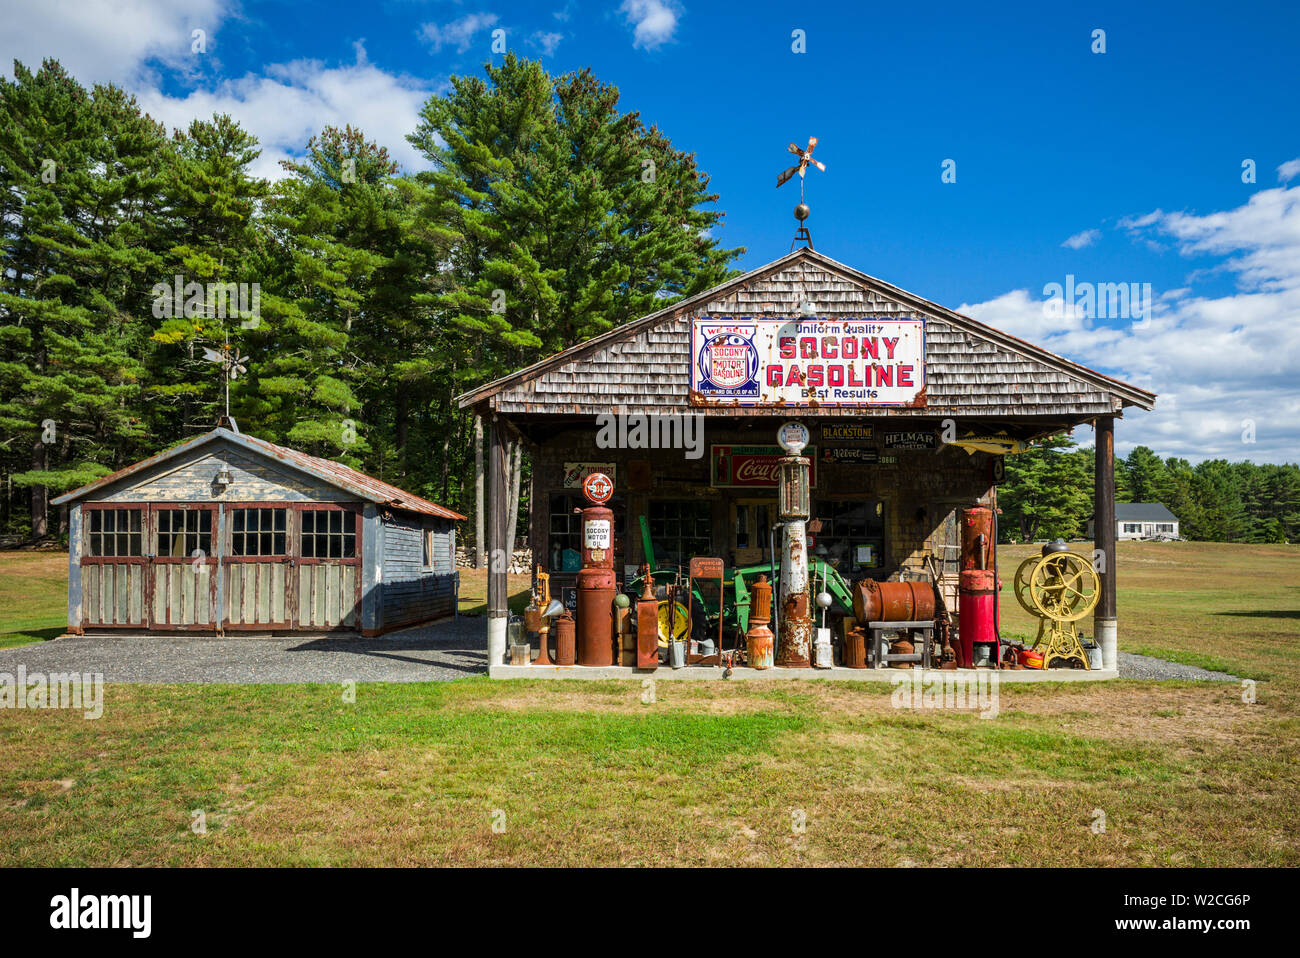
[1013,549,1100,669]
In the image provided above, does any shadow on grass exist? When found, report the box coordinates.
[1212,609,1300,620]
[0,626,65,649]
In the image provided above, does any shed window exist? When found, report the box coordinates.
[156,508,212,557]
[422,529,433,570]
[301,508,356,559]
[86,508,143,557]
[230,508,288,556]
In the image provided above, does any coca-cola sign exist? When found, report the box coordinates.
[710,445,818,488]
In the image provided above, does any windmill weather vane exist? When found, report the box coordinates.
[777,136,825,251]
[201,338,249,425]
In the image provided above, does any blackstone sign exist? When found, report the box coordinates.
[691,317,926,406]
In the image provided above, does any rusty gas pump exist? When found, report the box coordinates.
[775,422,813,668]
[576,471,617,667]
[958,504,1000,668]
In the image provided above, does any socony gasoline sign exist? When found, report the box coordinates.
[690,317,926,407]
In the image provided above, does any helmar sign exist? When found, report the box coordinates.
[691,317,925,406]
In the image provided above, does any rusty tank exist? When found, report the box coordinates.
[552,610,576,666]
[576,566,616,666]
[746,574,775,669]
[852,579,936,624]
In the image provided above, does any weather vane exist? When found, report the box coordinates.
[201,335,249,425]
[777,136,825,250]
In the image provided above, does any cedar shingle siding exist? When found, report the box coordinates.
[470,250,1152,419]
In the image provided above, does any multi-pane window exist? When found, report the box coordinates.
[86,508,143,557]
[230,507,288,556]
[301,508,356,559]
[548,494,626,571]
[813,499,885,572]
[648,499,712,567]
[1155,523,1175,533]
[1122,523,1141,534]
[156,508,212,557]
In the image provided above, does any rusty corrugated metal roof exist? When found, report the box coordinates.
[236,434,465,520]
[53,428,466,521]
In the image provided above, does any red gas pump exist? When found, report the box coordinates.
[958,505,1000,668]
[576,472,617,667]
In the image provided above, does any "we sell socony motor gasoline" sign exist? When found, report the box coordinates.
[690,317,925,407]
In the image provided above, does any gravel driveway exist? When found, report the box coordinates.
[1,622,1238,685]
[1117,650,1240,682]
[0,616,487,683]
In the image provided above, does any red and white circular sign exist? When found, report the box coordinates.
[582,471,613,505]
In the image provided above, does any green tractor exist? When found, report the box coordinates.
[624,515,856,651]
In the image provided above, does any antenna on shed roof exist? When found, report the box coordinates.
[777,136,825,251]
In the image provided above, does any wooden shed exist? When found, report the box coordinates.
[458,247,1157,676]
[51,426,464,636]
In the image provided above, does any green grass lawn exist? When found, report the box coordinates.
[2,542,1298,866]
[0,551,67,648]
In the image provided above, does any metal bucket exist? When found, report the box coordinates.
[669,639,686,669]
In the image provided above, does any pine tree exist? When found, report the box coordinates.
[0,61,169,536]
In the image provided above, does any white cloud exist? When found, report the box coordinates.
[1278,158,1300,183]
[418,12,500,54]
[960,185,1300,464]
[136,44,438,180]
[619,0,680,50]
[1061,228,1100,250]
[529,31,564,56]
[0,0,231,86]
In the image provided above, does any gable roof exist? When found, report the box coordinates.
[51,428,465,520]
[1115,502,1179,523]
[456,247,1156,418]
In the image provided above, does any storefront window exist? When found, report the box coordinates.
[648,499,713,567]
[548,494,625,572]
[812,499,885,573]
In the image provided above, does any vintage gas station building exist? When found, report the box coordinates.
[457,248,1156,677]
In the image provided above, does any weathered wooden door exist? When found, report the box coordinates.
[295,504,361,629]
[150,504,218,628]
[81,504,148,628]
[223,504,293,629]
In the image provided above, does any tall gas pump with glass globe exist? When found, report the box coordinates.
[775,421,813,668]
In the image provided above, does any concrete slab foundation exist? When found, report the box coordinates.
[490,664,1119,682]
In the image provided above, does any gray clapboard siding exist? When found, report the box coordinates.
[100,449,351,503]
[380,514,456,628]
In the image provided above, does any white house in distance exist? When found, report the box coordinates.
[1114,502,1180,540]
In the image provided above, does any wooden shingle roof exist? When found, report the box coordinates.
[457,247,1156,420]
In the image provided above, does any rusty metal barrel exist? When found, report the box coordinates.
[842,624,868,668]
[853,579,935,624]
[552,610,576,666]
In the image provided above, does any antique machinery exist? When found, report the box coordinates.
[774,422,813,667]
[746,574,775,669]
[526,569,564,665]
[635,567,659,670]
[958,505,1000,668]
[576,472,617,667]
[1013,546,1100,669]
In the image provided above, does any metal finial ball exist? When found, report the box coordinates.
[794,203,810,221]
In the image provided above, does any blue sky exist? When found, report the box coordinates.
[5,0,1299,462]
